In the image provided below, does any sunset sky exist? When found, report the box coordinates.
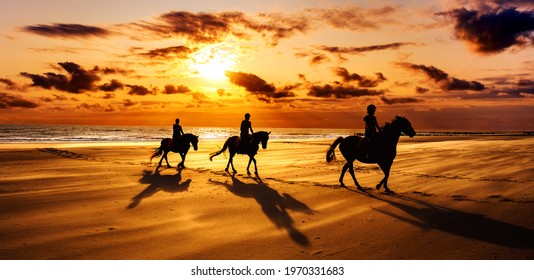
[1,0,533,130]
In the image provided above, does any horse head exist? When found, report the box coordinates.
[254,131,270,149]
[190,134,199,151]
[395,116,416,138]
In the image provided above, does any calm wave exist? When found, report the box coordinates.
[0,124,531,143]
[0,124,356,143]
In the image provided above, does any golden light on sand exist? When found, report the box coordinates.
[192,45,237,80]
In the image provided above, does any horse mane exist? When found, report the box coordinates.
[382,115,406,131]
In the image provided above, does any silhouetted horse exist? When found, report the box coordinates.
[326,116,416,192]
[209,131,270,175]
[150,133,199,170]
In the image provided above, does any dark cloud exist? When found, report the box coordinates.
[334,67,386,87]
[416,86,430,93]
[225,71,295,102]
[380,95,423,105]
[0,92,39,109]
[318,42,416,55]
[21,62,101,93]
[443,7,534,53]
[99,79,124,92]
[163,84,191,94]
[91,66,135,76]
[21,23,110,38]
[0,78,18,90]
[139,45,196,59]
[123,6,400,45]
[102,93,115,99]
[307,84,384,99]
[123,99,139,107]
[125,84,157,96]
[126,11,245,43]
[398,62,485,91]
[310,54,330,65]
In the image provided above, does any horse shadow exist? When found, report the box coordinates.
[127,169,192,209]
[352,189,534,249]
[209,174,314,246]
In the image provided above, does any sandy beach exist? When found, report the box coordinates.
[0,136,532,260]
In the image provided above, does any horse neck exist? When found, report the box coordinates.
[180,134,194,143]
[380,123,401,147]
[250,132,263,145]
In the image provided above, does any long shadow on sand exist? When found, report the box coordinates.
[128,169,192,209]
[352,188,534,249]
[210,174,314,247]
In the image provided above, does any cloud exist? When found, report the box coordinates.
[0,78,19,90]
[443,7,534,53]
[123,99,139,107]
[125,84,157,96]
[77,102,116,112]
[380,95,423,105]
[91,66,135,76]
[21,62,101,93]
[416,86,430,93]
[122,6,401,45]
[398,62,485,91]
[139,45,196,59]
[307,83,384,99]
[334,67,386,87]
[99,79,124,92]
[305,6,398,31]
[21,23,110,38]
[318,42,417,55]
[163,84,191,94]
[0,92,39,109]
[126,11,244,43]
[225,70,295,102]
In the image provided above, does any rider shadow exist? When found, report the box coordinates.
[127,169,192,209]
[209,174,314,247]
[354,189,534,249]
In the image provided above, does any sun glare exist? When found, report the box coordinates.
[192,46,237,80]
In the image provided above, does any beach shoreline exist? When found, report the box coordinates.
[0,136,533,259]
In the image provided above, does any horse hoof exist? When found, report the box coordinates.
[376,184,382,190]
[247,171,251,175]
[357,186,363,190]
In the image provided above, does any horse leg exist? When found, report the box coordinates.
[246,157,252,175]
[178,152,186,169]
[226,152,237,173]
[376,161,392,192]
[348,160,363,190]
[339,162,349,187]
[246,156,258,176]
[157,150,166,169]
[164,150,171,168]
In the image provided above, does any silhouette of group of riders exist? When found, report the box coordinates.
[171,104,382,155]
[153,104,416,192]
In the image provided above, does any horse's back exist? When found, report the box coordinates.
[339,135,364,159]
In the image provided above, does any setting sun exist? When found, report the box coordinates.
[191,45,237,80]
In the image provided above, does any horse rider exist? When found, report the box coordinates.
[172,118,184,148]
[239,113,254,153]
[363,104,381,159]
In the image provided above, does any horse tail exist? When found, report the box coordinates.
[326,137,344,163]
[149,140,165,162]
[209,138,230,161]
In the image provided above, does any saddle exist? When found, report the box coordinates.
[361,137,377,161]
[237,135,251,154]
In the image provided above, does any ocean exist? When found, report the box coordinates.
[0,124,356,143]
[0,124,531,143]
